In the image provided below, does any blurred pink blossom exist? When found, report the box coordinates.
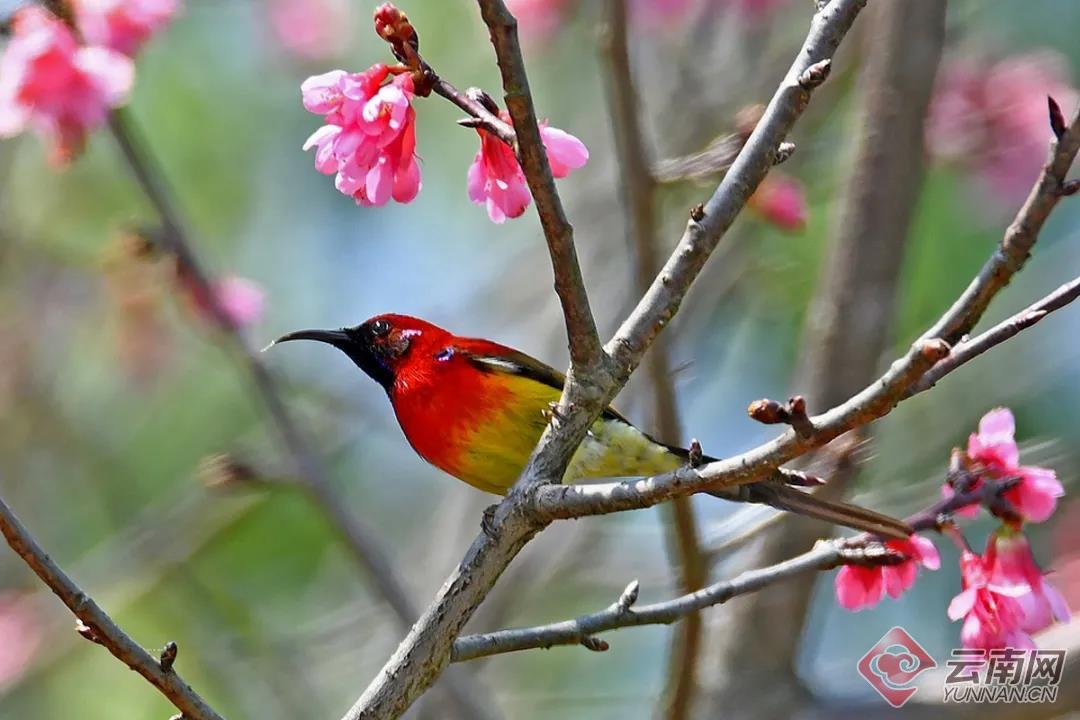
[0,593,41,691]
[505,0,573,43]
[747,174,807,231]
[74,0,178,57]
[949,549,1034,651]
[927,52,1079,205]
[834,535,940,611]
[211,276,266,329]
[467,113,588,223]
[0,7,134,163]
[943,408,1064,523]
[269,0,348,60]
[302,64,421,206]
[985,528,1070,635]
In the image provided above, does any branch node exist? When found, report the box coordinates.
[797,59,832,89]
[466,86,500,115]
[690,203,706,222]
[918,337,952,363]
[1048,96,1067,140]
[687,439,704,468]
[579,635,609,652]
[75,619,103,645]
[747,396,814,437]
[774,141,797,165]
[160,641,178,672]
[617,580,640,612]
[1060,178,1080,197]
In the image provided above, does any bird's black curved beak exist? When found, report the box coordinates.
[269,328,352,350]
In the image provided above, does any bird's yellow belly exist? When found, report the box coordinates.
[453,410,681,494]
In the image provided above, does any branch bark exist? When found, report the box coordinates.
[0,496,226,720]
[105,109,496,720]
[600,2,706,718]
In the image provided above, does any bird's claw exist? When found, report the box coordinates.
[481,504,498,538]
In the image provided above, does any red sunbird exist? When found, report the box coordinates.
[271,314,910,538]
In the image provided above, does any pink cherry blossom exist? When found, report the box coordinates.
[0,7,134,163]
[467,113,588,223]
[834,535,940,611]
[747,174,807,231]
[945,408,1064,523]
[985,528,1070,635]
[73,0,178,57]
[927,52,1079,206]
[301,64,421,206]
[948,550,1034,651]
[269,0,348,60]
[0,593,41,691]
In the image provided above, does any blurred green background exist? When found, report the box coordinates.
[3,0,1080,718]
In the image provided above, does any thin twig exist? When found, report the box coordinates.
[600,2,705,717]
[475,0,604,371]
[105,108,497,720]
[911,276,1080,395]
[0,496,226,720]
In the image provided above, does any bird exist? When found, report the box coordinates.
[270,314,911,538]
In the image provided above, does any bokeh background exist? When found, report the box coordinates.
[3,0,1080,718]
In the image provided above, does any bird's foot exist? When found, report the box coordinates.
[481,504,498,538]
[542,401,572,427]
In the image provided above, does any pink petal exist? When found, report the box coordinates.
[73,45,135,106]
[948,587,978,620]
[364,155,394,206]
[392,155,421,203]
[301,69,347,113]
[883,561,918,599]
[834,565,884,611]
[540,125,588,178]
[910,535,941,570]
[214,276,265,328]
[1010,467,1063,523]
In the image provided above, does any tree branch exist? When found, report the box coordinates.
[0,496,226,720]
[341,3,870,717]
[534,99,1080,521]
[911,276,1080,395]
[453,481,998,662]
[600,2,705,718]
[475,0,604,371]
[105,108,496,720]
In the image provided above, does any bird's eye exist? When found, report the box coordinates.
[435,347,454,362]
[370,319,391,337]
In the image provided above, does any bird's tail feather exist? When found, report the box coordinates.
[708,482,912,539]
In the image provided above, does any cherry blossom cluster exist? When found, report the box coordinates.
[834,408,1069,651]
[0,0,177,163]
[300,3,588,222]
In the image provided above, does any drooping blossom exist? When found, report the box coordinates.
[948,549,1034,650]
[269,0,348,60]
[0,593,42,691]
[943,408,1063,523]
[834,535,940,611]
[927,52,1079,206]
[301,64,421,206]
[73,0,178,57]
[985,527,1070,635]
[467,114,588,223]
[747,174,807,231]
[0,7,134,163]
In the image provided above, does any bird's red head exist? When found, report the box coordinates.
[271,314,452,391]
